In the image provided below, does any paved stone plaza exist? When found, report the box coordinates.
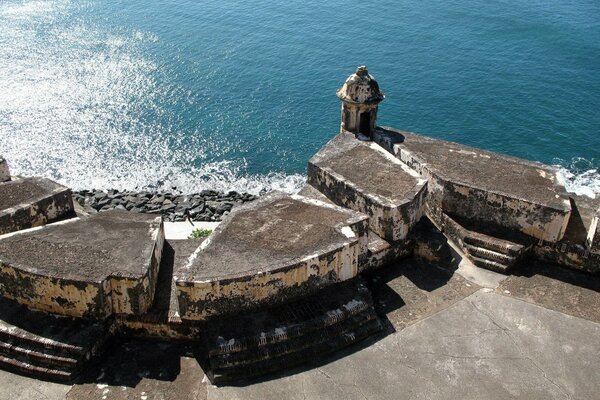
[2,257,598,400]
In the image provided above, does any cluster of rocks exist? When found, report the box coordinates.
[73,189,258,222]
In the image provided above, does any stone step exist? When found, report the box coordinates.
[441,213,532,272]
[0,297,110,382]
[210,317,381,385]
[442,213,528,256]
[469,255,513,274]
[204,278,382,385]
[0,340,78,371]
[208,292,373,358]
[463,243,516,265]
[210,311,378,370]
[463,232,527,257]
[0,354,72,383]
[0,326,87,358]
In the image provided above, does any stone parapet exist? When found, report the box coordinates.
[175,192,369,321]
[0,210,164,318]
[376,128,572,243]
[308,132,427,242]
[0,157,9,182]
[0,177,74,235]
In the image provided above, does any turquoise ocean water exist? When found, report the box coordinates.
[1,0,599,196]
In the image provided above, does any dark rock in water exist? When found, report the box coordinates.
[74,188,257,222]
[150,196,165,204]
[215,202,233,214]
[189,205,204,218]
[161,203,176,212]
[200,189,219,197]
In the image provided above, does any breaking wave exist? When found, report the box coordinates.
[554,157,600,200]
[0,0,305,195]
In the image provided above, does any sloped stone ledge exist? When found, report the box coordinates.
[308,132,427,242]
[175,192,369,321]
[374,127,572,243]
[0,210,164,318]
[0,177,74,235]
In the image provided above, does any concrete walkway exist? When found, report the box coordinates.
[3,261,600,400]
[208,290,599,400]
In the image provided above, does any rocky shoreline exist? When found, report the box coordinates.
[73,189,258,222]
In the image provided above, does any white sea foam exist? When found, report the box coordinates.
[0,0,305,195]
[554,157,600,200]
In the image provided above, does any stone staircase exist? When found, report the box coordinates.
[0,297,110,382]
[204,278,381,384]
[441,213,533,273]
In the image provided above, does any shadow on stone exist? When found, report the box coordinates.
[77,339,201,387]
[211,328,389,388]
[512,260,600,292]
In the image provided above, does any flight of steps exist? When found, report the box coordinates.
[0,297,110,382]
[204,278,382,384]
[441,213,533,273]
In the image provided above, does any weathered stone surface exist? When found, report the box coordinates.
[362,230,412,271]
[375,128,572,242]
[308,132,427,242]
[207,290,600,400]
[498,260,600,323]
[530,197,600,274]
[116,239,204,340]
[0,157,9,182]
[337,66,384,137]
[66,341,206,400]
[175,191,369,320]
[0,177,74,235]
[0,210,164,318]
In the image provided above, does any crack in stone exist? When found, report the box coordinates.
[352,381,369,400]
[301,374,307,400]
[318,368,369,400]
[467,297,573,400]
[440,327,504,339]
[411,351,525,361]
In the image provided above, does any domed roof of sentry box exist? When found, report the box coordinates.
[336,66,384,105]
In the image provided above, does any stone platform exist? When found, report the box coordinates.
[374,128,572,243]
[175,192,369,320]
[0,177,74,235]
[298,183,414,271]
[308,132,427,242]
[0,210,164,318]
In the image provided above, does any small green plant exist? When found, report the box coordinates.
[188,228,213,239]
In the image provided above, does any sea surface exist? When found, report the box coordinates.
[1,0,599,197]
